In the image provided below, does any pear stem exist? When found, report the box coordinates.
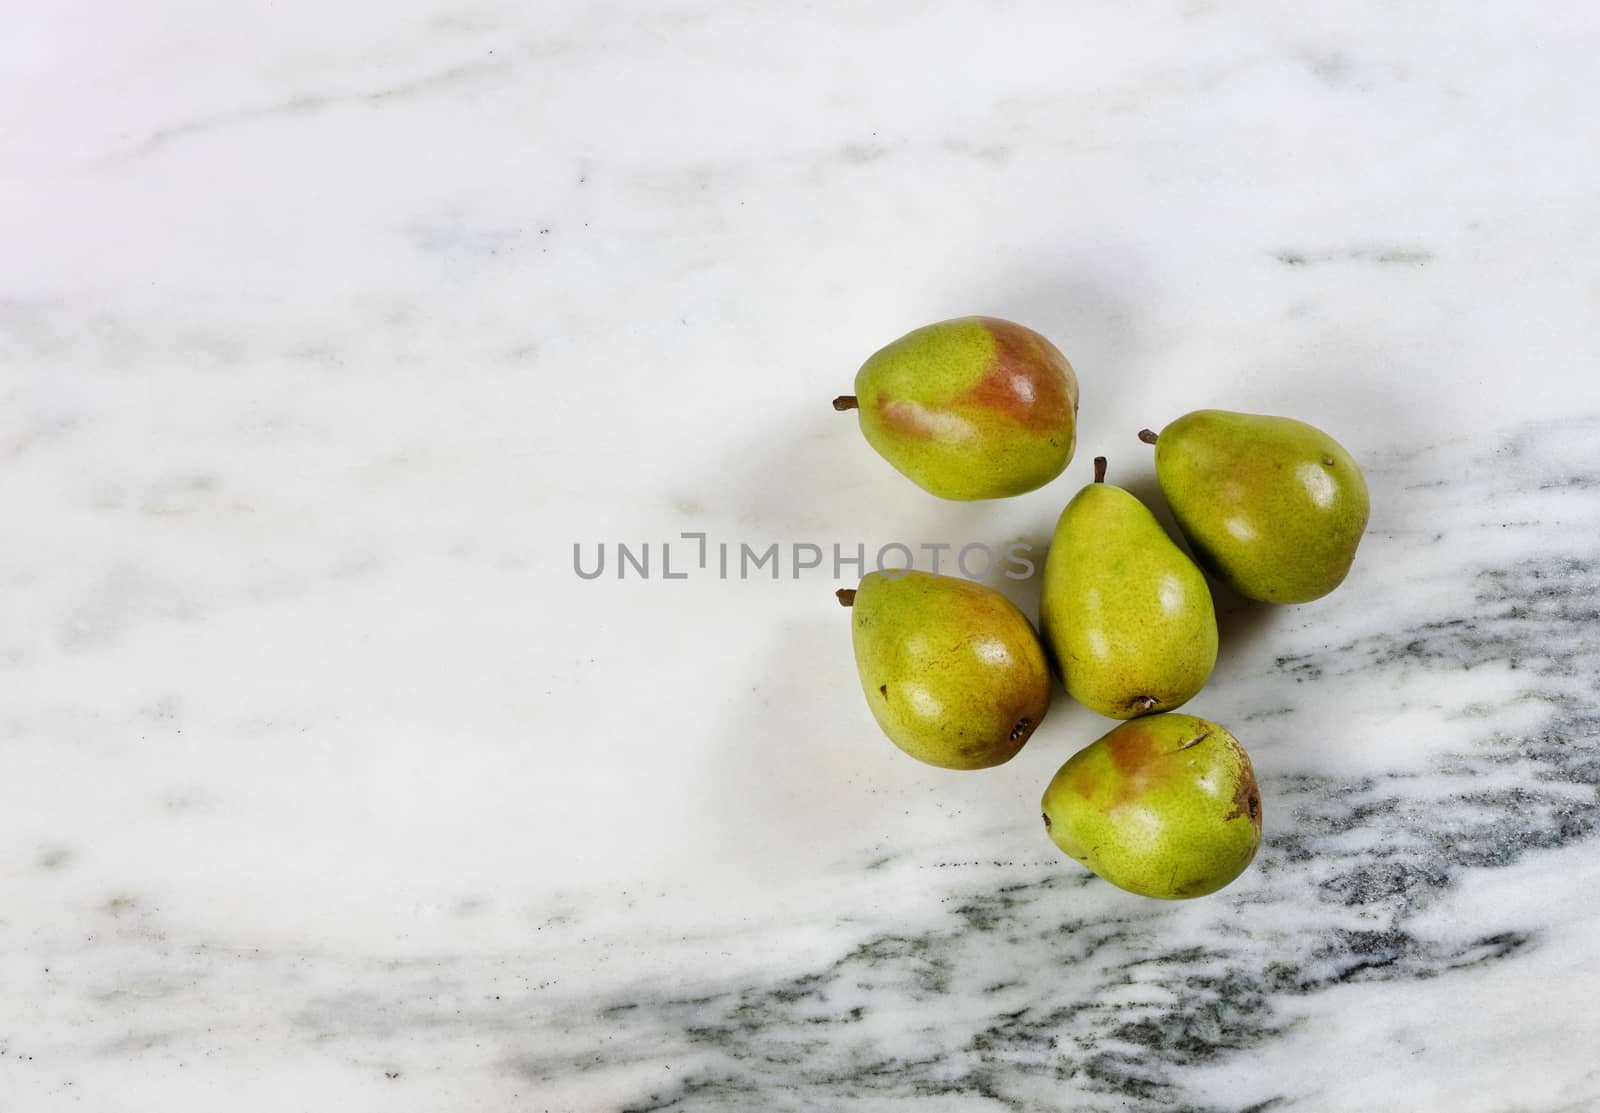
[833,395,859,411]
[836,588,856,607]
[1138,428,1159,445]
[1093,456,1107,483]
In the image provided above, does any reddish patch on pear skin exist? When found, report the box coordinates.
[958,318,1076,433]
[875,394,934,439]
[1093,724,1189,809]
[1104,723,1160,775]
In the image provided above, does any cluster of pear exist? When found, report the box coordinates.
[833,317,1369,900]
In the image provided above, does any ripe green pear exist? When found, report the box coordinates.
[835,317,1079,500]
[1041,713,1261,899]
[1039,459,1217,719]
[1142,410,1369,604]
[842,570,1051,770]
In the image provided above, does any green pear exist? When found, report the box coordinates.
[1141,410,1369,604]
[1041,713,1261,899]
[1039,458,1217,719]
[841,570,1051,769]
[834,317,1079,500]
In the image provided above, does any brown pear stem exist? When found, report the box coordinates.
[1093,456,1107,483]
[1138,428,1159,445]
[836,588,856,607]
[833,395,859,411]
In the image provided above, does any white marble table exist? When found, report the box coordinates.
[5,3,1600,1109]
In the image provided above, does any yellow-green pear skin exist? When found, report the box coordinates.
[1039,466,1218,719]
[1148,410,1370,604]
[844,571,1051,770]
[838,317,1079,500]
[1041,714,1262,899]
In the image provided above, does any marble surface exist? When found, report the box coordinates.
[5,2,1600,1109]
